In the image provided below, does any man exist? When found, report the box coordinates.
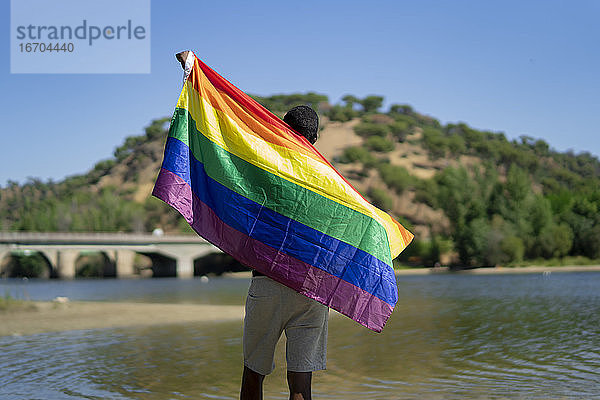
[175,52,328,400]
[240,105,328,400]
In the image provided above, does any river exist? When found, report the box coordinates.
[1,271,599,399]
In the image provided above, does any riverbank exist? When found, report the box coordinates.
[395,265,600,275]
[1,301,244,337]
[226,265,600,278]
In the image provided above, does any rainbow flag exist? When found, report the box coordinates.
[152,52,413,332]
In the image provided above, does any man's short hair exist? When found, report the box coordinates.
[284,105,319,144]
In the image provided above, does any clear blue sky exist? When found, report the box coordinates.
[2,0,599,186]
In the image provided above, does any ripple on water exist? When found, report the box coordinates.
[1,272,599,399]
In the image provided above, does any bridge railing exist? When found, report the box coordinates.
[0,232,208,245]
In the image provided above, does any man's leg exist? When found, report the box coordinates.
[240,366,265,400]
[284,291,328,400]
[242,277,284,399]
[287,371,312,400]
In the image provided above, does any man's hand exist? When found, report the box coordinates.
[176,51,190,70]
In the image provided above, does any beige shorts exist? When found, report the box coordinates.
[243,276,329,375]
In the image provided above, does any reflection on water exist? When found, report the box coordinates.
[321,273,600,399]
[1,322,244,400]
[1,272,599,399]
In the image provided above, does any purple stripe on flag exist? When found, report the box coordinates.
[152,168,393,332]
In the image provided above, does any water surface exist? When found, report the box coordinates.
[1,272,599,399]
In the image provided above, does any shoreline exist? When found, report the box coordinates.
[1,301,244,337]
[226,265,600,278]
[394,265,600,275]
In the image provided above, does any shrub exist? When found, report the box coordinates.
[396,239,428,264]
[501,236,525,263]
[377,164,412,193]
[252,92,328,114]
[354,122,389,137]
[578,225,600,259]
[366,136,394,152]
[326,105,356,122]
[422,127,447,158]
[360,96,384,113]
[388,104,414,115]
[368,187,393,211]
[414,114,441,128]
[388,121,410,142]
[447,135,466,154]
[395,236,451,266]
[414,178,438,207]
[537,223,574,258]
[93,159,116,173]
[393,114,417,125]
[338,146,376,165]
[145,117,170,140]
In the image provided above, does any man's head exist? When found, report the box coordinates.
[283,105,319,144]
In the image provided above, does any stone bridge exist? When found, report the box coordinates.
[0,232,221,279]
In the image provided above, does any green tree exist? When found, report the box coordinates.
[145,117,170,140]
[414,178,438,208]
[501,236,525,263]
[388,121,410,142]
[388,104,414,115]
[341,94,360,109]
[422,127,447,159]
[360,96,384,113]
[537,223,573,258]
[435,167,480,265]
[252,92,328,114]
[434,166,500,265]
[563,195,600,258]
[447,135,466,155]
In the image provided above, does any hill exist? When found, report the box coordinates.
[1,93,599,268]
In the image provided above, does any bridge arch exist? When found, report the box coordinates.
[0,250,53,278]
[143,252,177,278]
[194,252,247,276]
[75,251,116,278]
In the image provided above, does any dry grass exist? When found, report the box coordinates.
[0,294,37,313]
